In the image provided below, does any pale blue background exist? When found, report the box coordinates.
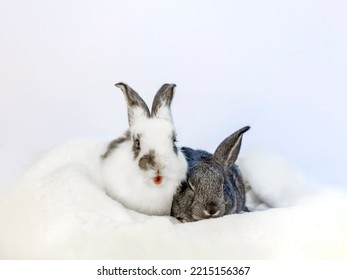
[1,0,346,190]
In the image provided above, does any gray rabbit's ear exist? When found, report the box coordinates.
[115,83,150,126]
[213,126,250,170]
[151,83,176,122]
[187,178,196,191]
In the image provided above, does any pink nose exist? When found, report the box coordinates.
[153,175,163,185]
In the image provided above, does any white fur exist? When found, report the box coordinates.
[101,117,188,215]
[1,141,347,259]
[239,149,316,209]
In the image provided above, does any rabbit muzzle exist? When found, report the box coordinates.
[138,150,168,186]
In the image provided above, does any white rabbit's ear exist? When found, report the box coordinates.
[214,126,250,170]
[151,83,176,122]
[115,83,150,126]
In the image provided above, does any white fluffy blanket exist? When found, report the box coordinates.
[0,140,346,259]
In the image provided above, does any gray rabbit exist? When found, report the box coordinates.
[171,126,250,222]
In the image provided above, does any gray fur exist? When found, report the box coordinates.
[101,130,131,159]
[115,83,150,126]
[171,126,250,223]
[151,83,176,118]
[138,150,157,170]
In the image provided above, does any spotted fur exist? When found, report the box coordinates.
[101,83,188,216]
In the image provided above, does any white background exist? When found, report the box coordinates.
[1,0,346,191]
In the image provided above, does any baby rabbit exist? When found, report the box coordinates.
[171,126,250,222]
[100,83,188,216]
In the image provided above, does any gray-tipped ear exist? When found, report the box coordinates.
[214,126,250,170]
[151,83,176,122]
[115,83,150,126]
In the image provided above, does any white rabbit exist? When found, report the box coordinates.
[100,83,188,216]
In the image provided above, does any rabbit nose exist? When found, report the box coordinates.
[203,203,220,217]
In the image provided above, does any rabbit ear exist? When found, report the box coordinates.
[214,126,250,170]
[115,83,150,126]
[151,83,176,122]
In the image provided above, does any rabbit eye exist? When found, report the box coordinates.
[135,139,141,150]
[132,137,141,158]
[173,138,178,154]
[171,134,178,154]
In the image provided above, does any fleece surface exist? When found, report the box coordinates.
[0,140,346,259]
